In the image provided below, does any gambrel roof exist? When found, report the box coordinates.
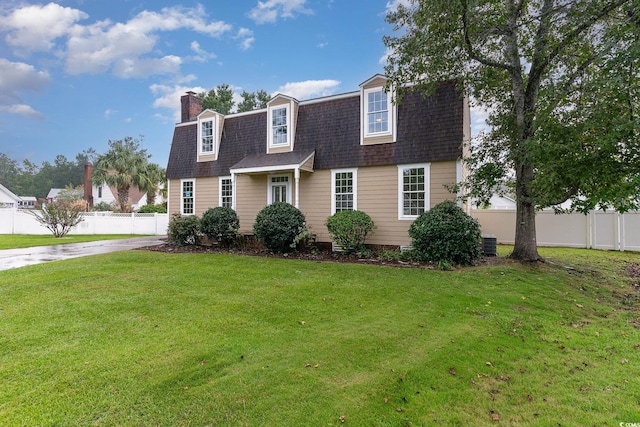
[166,81,464,179]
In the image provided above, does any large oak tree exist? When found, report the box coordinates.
[384,0,639,261]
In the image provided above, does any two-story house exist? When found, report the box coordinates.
[166,74,470,247]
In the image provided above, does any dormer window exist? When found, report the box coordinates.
[201,119,214,153]
[366,88,389,135]
[197,111,223,161]
[360,74,397,145]
[271,107,288,145]
[267,95,297,152]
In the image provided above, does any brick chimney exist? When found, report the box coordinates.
[181,91,202,123]
[84,163,93,209]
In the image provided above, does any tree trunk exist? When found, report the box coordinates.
[511,161,542,261]
[117,186,130,213]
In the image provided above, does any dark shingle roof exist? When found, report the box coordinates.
[166,82,464,179]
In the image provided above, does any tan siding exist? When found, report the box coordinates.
[194,177,218,216]
[362,134,394,145]
[168,179,180,215]
[236,175,268,234]
[298,170,332,242]
[361,75,387,90]
[430,161,457,206]
[357,166,412,246]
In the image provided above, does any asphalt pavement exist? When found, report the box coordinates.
[0,236,165,271]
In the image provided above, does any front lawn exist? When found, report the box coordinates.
[0,248,638,425]
[0,234,145,249]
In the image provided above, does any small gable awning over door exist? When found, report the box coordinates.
[229,151,314,209]
[229,150,315,175]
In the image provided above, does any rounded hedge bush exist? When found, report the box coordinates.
[168,213,201,246]
[325,210,375,254]
[253,202,306,253]
[408,200,482,265]
[200,206,240,248]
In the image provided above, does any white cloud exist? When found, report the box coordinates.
[190,41,217,62]
[104,109,117,119]
[274,79,340,100]
[248,0,313,24]
[150,83,206,123]
[235,28,255,50]
[0,2,88,53]
[0,59,50,119]
[0,104,44,120]
[0,4,233,78]
[385,0,413,14]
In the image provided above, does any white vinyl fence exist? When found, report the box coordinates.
[472,209,640,251]
[0,208,168,236]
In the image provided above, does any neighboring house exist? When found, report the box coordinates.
[166,74,470,247]
[0,184,36,209]
[47,188,83,200]
[0,183,22,208]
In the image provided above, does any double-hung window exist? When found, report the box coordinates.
[331,169,357,214]
[201,119,214,153]
[181,179,195,215]
[271,107,288,146]
[398,164,429,219]
[219,176,233,208]
[365,88,391,136]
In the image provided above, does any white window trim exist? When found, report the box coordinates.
[218,176,233,208]
[268,103,291,148]
[331,168,358,214]
[398,163,430,220]
[267,173,292,205]
[363,87,392,138]
[181,178,195,215]
[198,116,217,157]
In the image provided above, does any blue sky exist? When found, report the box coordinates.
[0,0,486,169]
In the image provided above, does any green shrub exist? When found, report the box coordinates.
[137,204,167,213]
[325,210,375,254]
[168,214,201,246]
[408,200,482,265]
[200,206,240,248]
[253,202,306,253]
[92,202,113,212]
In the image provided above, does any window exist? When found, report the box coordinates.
[398,164,429,219]
[367,89,389,134]
[364,88,391,136]
[181,179,195,215]
[271,107,288,145]
[97,186,102,198]
[201,119,214,153]
[331,169,357,214]
[219,177,233,208]
[268,174,291,204]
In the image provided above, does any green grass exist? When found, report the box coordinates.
[0,247,639,425]
[0,234,144,249]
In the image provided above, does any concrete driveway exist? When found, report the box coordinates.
[0,236,165,271]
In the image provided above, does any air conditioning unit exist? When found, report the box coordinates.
[481,234,497,256]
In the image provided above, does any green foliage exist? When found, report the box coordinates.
[253,202,306,253]
[200,83,235,114]
[384,0,639,260]
[92,202,113,212]
[325,210,375,254]
[137,204,167,213]
[408,200,482,265]
[0,149,97,199]
[200,206,240,248]
[167,213,201,246]
[93,136,154,213]
[29,198,86,238]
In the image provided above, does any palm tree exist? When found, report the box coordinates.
[139,163,166,206]
[93,137,150,213]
